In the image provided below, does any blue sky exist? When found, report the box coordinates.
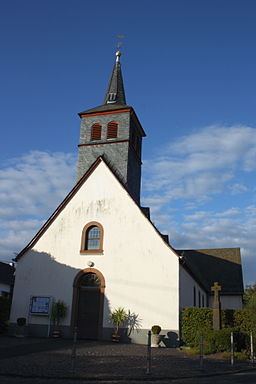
[0,0,255,285]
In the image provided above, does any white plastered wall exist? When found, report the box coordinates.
[11,161,179,331]
[179,265,207,311]
[209,295,243,309]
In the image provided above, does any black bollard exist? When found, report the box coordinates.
[199,333,204,370]
[231,331,234,366]
[146,330,151,375]
[250,332,254,363]
[71,327,78,373]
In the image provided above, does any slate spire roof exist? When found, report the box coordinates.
[103,51,126,105]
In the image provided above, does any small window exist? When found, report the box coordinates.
[108,93,116,102]
[193,286,196,306]
[202,295,205,307]
[198,291,201,308]
[91,124,102,141]
[107,122,118,139]
[80,222,104,254]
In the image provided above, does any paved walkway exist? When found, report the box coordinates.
[0,336,255,380]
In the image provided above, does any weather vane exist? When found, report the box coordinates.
[116,35,125,51]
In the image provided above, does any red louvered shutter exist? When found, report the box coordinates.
[107,122,118,139]
[91,124,102,141]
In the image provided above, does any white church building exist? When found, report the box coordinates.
[10,51,244,345]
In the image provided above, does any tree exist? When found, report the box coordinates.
[243,283,256,310]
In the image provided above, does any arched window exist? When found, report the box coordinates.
[91,124,102,141]
[79,272,101,287]
[80,222,104,254]
[86,226,100,249]
[107,121,118,139]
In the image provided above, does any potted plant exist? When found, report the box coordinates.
[151,325,162,347]
[51,300,67,338]
[15,317,27,338]
[109,307,128,342]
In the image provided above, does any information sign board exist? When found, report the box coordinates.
[30,296,51,315]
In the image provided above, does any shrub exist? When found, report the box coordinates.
[0,296,11,333]
[234,309,256,334]
[181,307,255,354]
[235,351,248,360]
[151,325,161,334]
[206,328,235,354]
[51,300,67,328]
[181,307,212,347]
[221,309,235,328]
[182,348,200,355]
[17,317,26,326]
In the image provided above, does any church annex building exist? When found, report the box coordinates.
[10,51,244,345]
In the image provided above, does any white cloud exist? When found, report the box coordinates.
[0,151,76,260]
[0,129,255,285]
[165,206,256,284]
[0,151,76,218]
[229,183,248,195]
[142,125,256,284]
[215,208,241,217]
[143,125,256,201]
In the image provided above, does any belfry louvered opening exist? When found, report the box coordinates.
[107,121,118,139]
[91,124,102,141]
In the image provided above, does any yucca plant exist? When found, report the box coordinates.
[109,307,128,335]
[51,300,67,329]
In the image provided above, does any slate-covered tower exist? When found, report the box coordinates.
[77,51,146,204]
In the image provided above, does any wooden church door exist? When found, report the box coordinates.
[76,272,103,339]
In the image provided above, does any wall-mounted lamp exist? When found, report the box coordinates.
[87,261,94,268]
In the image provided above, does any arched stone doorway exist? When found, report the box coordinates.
[72,268,105,339]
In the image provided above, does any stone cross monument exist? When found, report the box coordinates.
[211,281,222,330]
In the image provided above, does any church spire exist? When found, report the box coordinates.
[103,51,126,105]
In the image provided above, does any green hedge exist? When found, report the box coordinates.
[234,309,256,334]
[203,328,247,354]
[181,307,255,352]
[181,307,212,347]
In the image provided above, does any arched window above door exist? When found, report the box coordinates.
[79,272,101,288]
[80,222,104,254]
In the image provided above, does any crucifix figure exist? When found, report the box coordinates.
[211,281,222,330]
[116,35,125,50]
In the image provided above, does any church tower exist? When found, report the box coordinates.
[77,51,146,204]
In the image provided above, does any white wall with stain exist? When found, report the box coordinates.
[11,160,180,332]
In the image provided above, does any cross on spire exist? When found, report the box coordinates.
[116,35,125,50]
[103,49,126,105]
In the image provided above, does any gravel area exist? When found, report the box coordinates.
[0,337,254,380]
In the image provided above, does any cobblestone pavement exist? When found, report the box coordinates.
[0,336,255,381]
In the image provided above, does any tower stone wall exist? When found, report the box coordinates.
[77,109,143,203]
[76,51,145,204]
